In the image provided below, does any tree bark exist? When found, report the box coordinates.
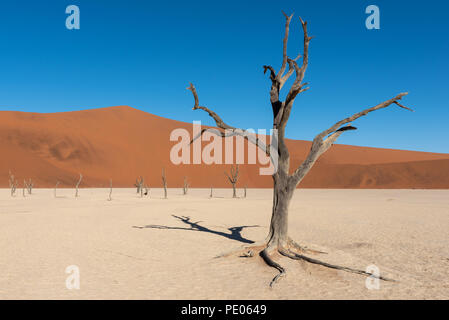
[266,174,295,248]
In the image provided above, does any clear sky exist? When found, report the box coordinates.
[0,0,448,153]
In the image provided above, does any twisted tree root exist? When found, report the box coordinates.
[260,247,286,287]
[215,240,395,286]
[278,248,395,282]
[287,237,327,255]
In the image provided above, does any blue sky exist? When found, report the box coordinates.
[0,0,448,153]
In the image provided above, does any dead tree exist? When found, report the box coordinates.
[162,169,167,199]
[209,185,213,198]
[135,176,145,197]
[75,173,83,198]
[225,165,239,198]
[134,176,144,194]
[134,176,148,197]
[244,185,247,199]
[8,171,18,197]
[54,181,60,198]
[25,178,33,195]
[187,12,411,286]
[108,179,113,201]
[183,176,189,195]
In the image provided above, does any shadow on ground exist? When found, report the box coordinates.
[133,215,259,244]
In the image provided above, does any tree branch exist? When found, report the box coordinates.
[279,55,300,90]
[290,93,412,185]
[187,83,271,155]
[276,11,294,81]
[187,83,233,130]
[264,13,297,124]
[281,17,312,125]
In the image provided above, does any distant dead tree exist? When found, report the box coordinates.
[135,176,149,197]
[135,176,144,197]
[183,176,189,195]
[187,12,410,286]
[8,170,18,197]
[225,165,239,198]
[162,169,167,199]
[134,176,144,194]
[108,179,113,201]
[75,173,83,198]
[244,185,247,199]
[54,181,60,198]
[209,185,213,198]
[25,178,33,195]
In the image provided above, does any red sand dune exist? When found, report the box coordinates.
[0,106,448,189]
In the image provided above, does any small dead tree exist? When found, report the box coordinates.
[136,176,145,197]
[187,12,411,286]
[134,176,144,194]
[134,176,148,197]
[183,176,189,195]
[108,179,113,201]
[225,165,239,198]
[75,173,83,198]
[244,185,247,199]
[209,185,213,198]
[54,181,60,198]
[8,171,18,197]
[162,169,167,199]
[25,178,33,195]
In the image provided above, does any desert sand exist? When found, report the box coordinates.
[0,187,447,299]
[1,106,449,189]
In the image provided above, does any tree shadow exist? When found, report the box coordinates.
[133,215,259,244]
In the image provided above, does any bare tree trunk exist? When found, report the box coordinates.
[209,186,213,198]
[134,178,141,194]
[162,169,167,199]
[26,178,33,194]
[225,165,239,199]
[135,176,144,197]
[183,176,189,195]
[9,171,17,197]
[54,181,60,198]
[108,179,112,201]
[265,175,294,248]
[75,173,83,198]
[244,185,247,198]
